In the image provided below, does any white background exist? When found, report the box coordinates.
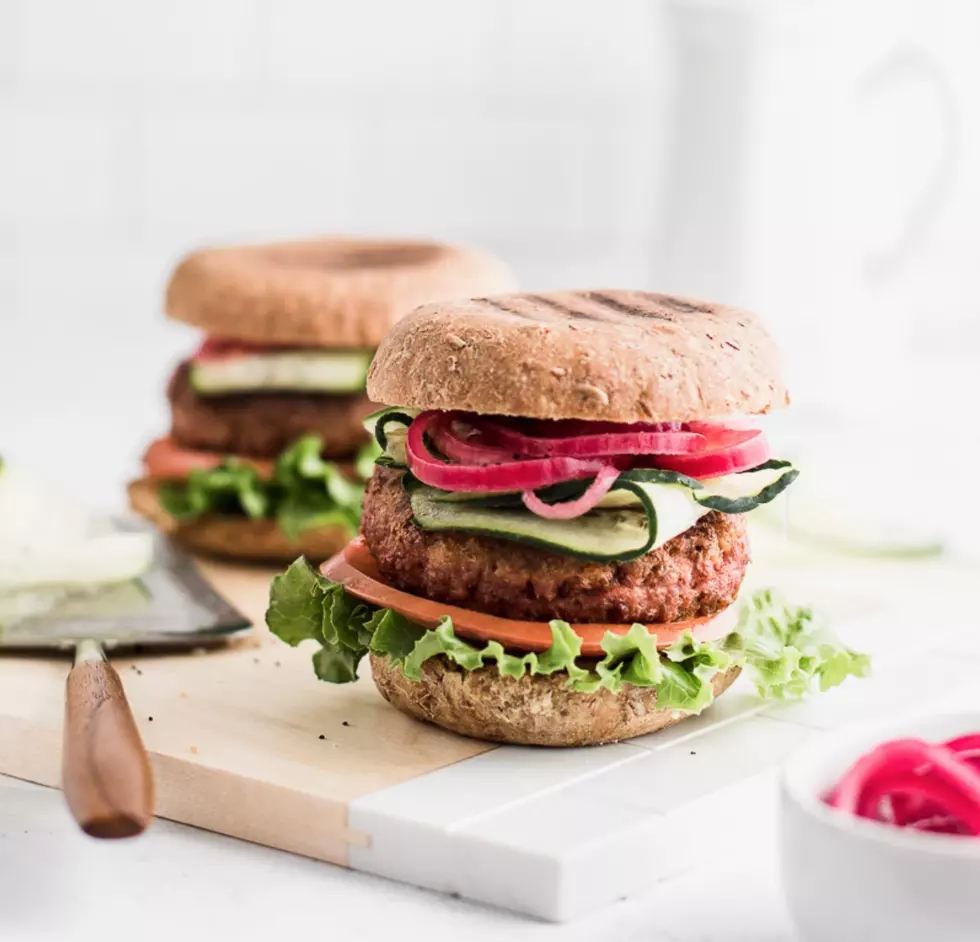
[3,0,980,510]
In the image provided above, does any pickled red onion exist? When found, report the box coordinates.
[522,465,620,519]
[826,735,980,836]
[945,734,980,759]
[860,771,980,835]
[429,414,512,466]
[406,412,615,492]
[402,409,775,509]
[473,417,705,458]
[649,424,770,478]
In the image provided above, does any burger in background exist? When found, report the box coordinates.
[129,238,514,563]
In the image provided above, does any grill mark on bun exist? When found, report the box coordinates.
[530,294,608,322]
[650,294,716,315]
[584,291,676,321]
[529,294,578,316]
[477,297,535,320]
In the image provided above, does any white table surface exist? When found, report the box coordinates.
[0,773,793,942]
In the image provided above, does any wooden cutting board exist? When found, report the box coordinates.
[0,559,492,863]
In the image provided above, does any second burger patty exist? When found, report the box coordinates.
[168,361,377,459]
[362,468,750,625]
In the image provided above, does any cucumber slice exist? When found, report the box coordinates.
[0,463,154,590]
[0,579,149,630]
[402,474,587,507]
[189,349,373,395]
[409,479,705,561]
[0,531,155,591]
[367,408,418,468]
[693,461,799,514]
[404,461,798,561]
[0,460,91,545]
[411,491,653,560]
[405,464,796,513]
[363,406,420,438]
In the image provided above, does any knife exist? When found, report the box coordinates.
[0,526,250,838]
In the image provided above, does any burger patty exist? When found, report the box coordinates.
[362,468,750,624]
[168,360,376,459]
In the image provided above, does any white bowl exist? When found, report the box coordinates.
[780,712,980,942]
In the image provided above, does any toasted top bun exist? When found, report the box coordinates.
[166,238,515,348]
[368,290,788,423]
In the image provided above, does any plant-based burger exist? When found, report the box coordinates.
[129,238,514,562]
[267,290,868,746]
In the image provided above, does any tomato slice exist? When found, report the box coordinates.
[322,538,738,656]
[142,436,275,481]
[193,336,298,362]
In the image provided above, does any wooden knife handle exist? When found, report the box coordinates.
[62,643,155,838]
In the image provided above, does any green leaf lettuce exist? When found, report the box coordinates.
[722,589,871,699]
[265,559,869,712]
[159,434,376,542]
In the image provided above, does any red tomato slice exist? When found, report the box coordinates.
[650,424,771,478]
[142,436,275,481]
[193,336,297,362]
[322,538,738,657]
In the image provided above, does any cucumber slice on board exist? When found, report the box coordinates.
[754,491,944,559]
[189,349,373,395]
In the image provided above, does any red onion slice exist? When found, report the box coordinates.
[829,737,980,835]
[474,417,705,458]
[428,414,512,466]
[830,739,933,816]
[649,425,770,478]
[406,412,614,492]
[522,465,620,519]
[859,771,980,835]
[945,734,980,758]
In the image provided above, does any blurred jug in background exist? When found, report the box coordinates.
[655,0,975,423]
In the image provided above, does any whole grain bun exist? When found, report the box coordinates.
[127,478,349,564]
[166,238,515,348]
[368,290,788,422]
[369,653,741,747]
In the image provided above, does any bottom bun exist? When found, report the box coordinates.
[369,652,742,747]
[127,478,350,564]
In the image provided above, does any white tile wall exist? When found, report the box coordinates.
[0,0,674,505]
[3,0,980,507]
[4,105,127,230]
[2,0,668,261]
